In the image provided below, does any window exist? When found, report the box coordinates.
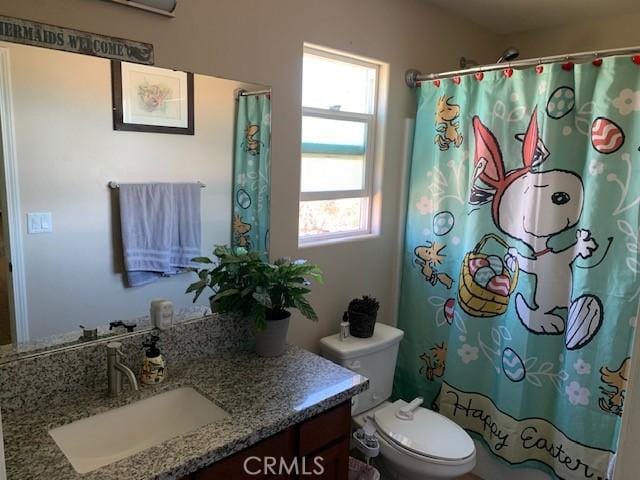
[299,46,380,244]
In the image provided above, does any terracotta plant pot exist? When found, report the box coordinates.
[255,311,291,357]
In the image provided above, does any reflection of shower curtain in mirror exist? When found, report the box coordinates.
[232,94,271,252]
[394,56,640,479]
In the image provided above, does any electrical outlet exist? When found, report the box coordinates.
[27,212,53,234]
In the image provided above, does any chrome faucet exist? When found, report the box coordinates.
[106,341,139,397]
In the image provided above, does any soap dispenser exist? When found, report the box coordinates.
[141,335,166,385]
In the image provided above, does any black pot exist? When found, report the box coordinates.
[347,309,377,338]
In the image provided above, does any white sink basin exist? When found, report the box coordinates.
[49,387,229,473]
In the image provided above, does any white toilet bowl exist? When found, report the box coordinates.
[354,400,476,480]
[320,325,475,479]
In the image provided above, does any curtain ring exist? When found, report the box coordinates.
[593,53,603,67]
[504,64,514,78]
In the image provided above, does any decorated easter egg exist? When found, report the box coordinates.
[444,298,455,325]
[566,294,603,350]
[591,117,625,154]
[236,189,252,209]
[473,267,495,288]
[546,86,575,119]
[486,274,511,296]
[433,211,454,236]
[502,348,525,382]
[469,257,489,276]
[486,255,505,275]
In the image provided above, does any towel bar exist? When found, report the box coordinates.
[108,181,206,188]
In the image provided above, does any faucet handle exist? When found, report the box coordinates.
[109,321,137,332]
[106,341,125,357]
[79,325,98,341]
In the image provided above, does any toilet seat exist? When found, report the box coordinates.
[375,427,474,467]
[373,399,475,463]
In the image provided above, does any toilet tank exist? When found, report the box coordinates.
[320,323,404,416]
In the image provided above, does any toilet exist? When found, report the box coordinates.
[320,323,476,480]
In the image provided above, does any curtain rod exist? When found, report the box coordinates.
[405,45,640,87]
[235,88,271,99]
[108,181,206,188]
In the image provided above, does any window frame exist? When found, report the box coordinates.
[299,46,380,245]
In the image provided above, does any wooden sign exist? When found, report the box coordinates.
[0,15,154,65]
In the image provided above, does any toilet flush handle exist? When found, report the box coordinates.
[346,360,361,370]
[396,397,424,420]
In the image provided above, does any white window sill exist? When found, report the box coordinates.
[298,232,379,249]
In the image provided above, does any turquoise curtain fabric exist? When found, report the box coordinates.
[232,94,271,253]
[395,57,640,479]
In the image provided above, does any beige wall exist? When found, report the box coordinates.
[0,0,499,351]
[3,41,262,339]
[505,11,640,58]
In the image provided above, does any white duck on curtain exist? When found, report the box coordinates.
[395,55,640,479]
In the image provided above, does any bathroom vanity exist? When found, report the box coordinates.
[0,316,368,479]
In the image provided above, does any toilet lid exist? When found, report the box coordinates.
[374,400,475,461]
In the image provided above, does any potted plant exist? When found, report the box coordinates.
[186,246,323,357]
[346,295,379,338]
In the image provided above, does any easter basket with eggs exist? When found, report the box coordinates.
[458,234,519,317]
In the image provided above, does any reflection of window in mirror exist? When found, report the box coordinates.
[299,45,384,246]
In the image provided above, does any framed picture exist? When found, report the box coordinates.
[111,61,194,135]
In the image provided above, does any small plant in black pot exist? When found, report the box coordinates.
[346,295,379,338]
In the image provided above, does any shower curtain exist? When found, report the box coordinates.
[232,93,271,252]
[395,56,640,479]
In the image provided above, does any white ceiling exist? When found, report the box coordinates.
[422,0,640,34]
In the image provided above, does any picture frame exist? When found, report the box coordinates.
[111,61,194,135]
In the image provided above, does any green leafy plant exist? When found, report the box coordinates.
[186,246,323,329]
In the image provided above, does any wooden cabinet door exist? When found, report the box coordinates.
[298,402,351,456]
[301,436,350,480]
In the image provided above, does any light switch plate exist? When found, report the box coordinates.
[27,212,53,234]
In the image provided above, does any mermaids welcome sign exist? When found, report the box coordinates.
[0,15,154,65]
[395,57,640,479]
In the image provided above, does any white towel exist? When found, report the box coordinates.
[119,183,201,287]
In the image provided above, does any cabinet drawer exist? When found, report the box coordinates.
[194,428,295,479]
[298,401,351,456]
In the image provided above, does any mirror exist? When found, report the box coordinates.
[0,41,270,355]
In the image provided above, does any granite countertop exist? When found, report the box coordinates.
[3,345,368,480]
